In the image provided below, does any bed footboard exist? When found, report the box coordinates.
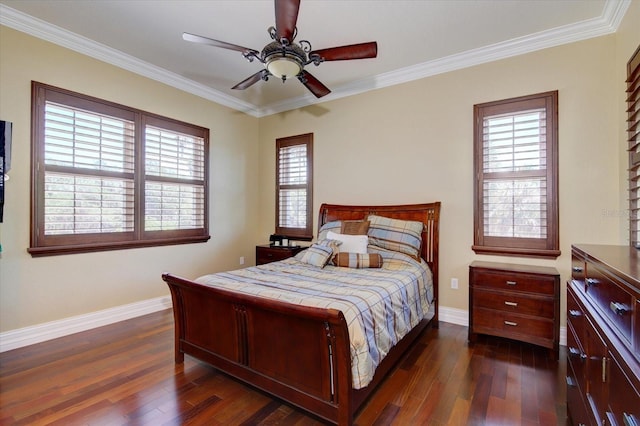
[163,273,355,425]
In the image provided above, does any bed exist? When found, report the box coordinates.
[162,202,440,425]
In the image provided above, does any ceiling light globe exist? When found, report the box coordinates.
[266,57,302,79]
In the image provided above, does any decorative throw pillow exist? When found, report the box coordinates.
[333,252,383,268]
[314,238,342,255]
[367,215,423,260]
[326,231,368,254]
[317,220,342,241]
[297,243,334,267]
[341,220,370,235]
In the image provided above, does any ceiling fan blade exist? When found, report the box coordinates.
[274,0,301,43]
[183,32,258,55]
[298,71,331,98]
[310,42,378,61]
[232,70,268,90]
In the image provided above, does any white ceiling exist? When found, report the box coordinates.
[0,0,631,117]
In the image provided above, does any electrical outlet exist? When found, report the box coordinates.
[239,256,245,265]
[451,278,459,289]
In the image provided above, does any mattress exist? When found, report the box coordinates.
[195,246,433,389]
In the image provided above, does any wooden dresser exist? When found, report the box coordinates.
[469,261,560,359]
[567,244,640,426]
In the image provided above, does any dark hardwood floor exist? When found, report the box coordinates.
[0,309,566,425]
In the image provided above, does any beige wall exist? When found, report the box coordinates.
[0,26,260,332]
[1,1,638,335]
[258,3,640,320]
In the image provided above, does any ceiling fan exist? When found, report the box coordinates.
[182,0,378,98]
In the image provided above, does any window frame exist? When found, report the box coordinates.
[29,81,210,256]
[472,90,560,258]
[627,45,640,247]
[275,133,313,240]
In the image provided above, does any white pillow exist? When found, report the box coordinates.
[326,231,368,254]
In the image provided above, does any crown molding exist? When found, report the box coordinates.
[1,1,631,118]
[258,0,631,116]
[0,4,261,117]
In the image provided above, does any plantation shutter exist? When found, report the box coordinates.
[473,91,559,258]
[30,82,210,256]
[43,101,135,235]
[276,134,313,239]
[628,45,640,247]
[144,124,206,232]
[482,108,547,239]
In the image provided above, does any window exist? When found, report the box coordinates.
[473,91,559,258]
[29,82,209,256]
[628,45,640,247]
[275,133,313,240]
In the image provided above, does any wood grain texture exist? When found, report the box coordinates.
[0,309,566,425]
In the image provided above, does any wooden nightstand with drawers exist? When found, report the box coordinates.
[468,261,560,359]
[255,244,305,265]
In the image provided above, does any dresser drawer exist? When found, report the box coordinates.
[585,266,633,344]
[567,284,585,339]
[566,360,590,426]
[607,353,640,426]
[566,322,586,396]
[473,288,554,318]
[472,307,555,342]
[256,245,304,265]
[571,253,586,286]
[471,270,555,296]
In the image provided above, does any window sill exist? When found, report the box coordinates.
[472,245,561,259]
[28,235,210,257]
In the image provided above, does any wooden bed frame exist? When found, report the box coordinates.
[162,202,440,425]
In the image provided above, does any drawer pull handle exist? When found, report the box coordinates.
[586,278,599,286]
[505,281,517,286]
[568,309,582,318]
[504,301,518,307]
[609,301,630,315]
[566,376,577,388]
[623,413,638,426]
[504,321,517,326]
[572,266,584,273]
[569,347,587,361]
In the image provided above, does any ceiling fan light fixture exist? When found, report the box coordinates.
[261,40,306,80]
[266,57,302,79]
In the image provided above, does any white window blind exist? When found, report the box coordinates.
[278,143,308,229]
[473,91,558,258]
[482,109,547,239]
[628,46,640,247]
[43,102,135,235]
[145,126,205,231]
[30,82,210,256]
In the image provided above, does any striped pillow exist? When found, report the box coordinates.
[367,215,424,260]
[333,252,383,268]
[317,220,342,241]
[297,243,334,267]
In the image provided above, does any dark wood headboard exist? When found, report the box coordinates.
[318,202,441,292]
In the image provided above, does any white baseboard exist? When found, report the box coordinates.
[439,306,469,326]
[0,301,566,353]
[0,296,173,353]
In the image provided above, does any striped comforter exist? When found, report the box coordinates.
[195,246,434,389]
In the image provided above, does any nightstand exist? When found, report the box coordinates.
[256,244,305,265]
[468,261,560,359]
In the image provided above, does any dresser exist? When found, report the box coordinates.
[469,261,560,359]
[567,244,640,426]
[255,244,305,265]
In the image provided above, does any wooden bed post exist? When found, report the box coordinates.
[165,275,185,363]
